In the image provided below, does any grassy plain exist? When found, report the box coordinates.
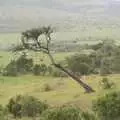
[0,32,120,120]
[0,74,120,111]
[0,50,119,111]
[0,28,120,45]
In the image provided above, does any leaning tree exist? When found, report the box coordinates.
[14,26,95,93]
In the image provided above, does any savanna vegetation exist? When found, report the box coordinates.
[0,26,120,120]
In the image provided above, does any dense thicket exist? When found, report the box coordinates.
[7,95,48,118]
[66,41,120,75]
[3,41,120,77]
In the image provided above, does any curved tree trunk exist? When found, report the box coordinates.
[48,53,95,93]
[20,27,95,93]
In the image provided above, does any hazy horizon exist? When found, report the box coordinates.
[0,0,120,32]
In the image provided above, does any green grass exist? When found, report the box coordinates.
[0,32,120,119]
[0,51,119,111]
[0,74,120,111]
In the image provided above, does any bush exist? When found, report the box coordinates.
[7,95,23,118]
[3,53,33,76]
[40,64,47,75]
[7,95,48,118]
[0,105,7,120]
[22,96,48,117]
[33,64,41,75]
[16,53,33,74]
[52,68,67,77]
[33,64,47,76]
[41,106,96,120]
[93,92,120,120]
[100,77,114,89]
[3,60,18,76]
[66,54,92,75]
[41,83,52,92]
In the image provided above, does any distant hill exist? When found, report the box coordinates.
[0,0,120,33]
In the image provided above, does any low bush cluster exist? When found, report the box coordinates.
[7,95,48,118]
[100,77,115,89]
[93,92,120,120]
[41,106,96,120]
[1,92,120,120]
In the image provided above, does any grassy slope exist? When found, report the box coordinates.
[0,32,120,119]
[0,51,119,111]
[0,74,120,111]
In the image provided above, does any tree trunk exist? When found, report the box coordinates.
[48,53,95,93]
[54,64,95,93]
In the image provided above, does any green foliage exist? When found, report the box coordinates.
[66,54,92,75]
[7,95,23,118]
[33,64,47,76]
[3,60,18,76]
[21,96,48,117]
[16,53,33,74]
[100,58,112,75]
[40,64,47,75]
[90,41,120,75]
[3,53,33,76]
[93,92,120,120]
[90,42,103,50]
[33,64,41,75]
[0,105,7,120]
[7,95,48,118]
[100,77,114,89]
[41,106,96,120]
[47,65,53,75]
[111,50,120,73]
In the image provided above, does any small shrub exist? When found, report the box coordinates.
[41,106,96,120]
[7,95,48,118]
[7,95,23,118]
[22,96,48,117]
[100,77,114,89]
[93,92,120,120]
[41,83,52,92]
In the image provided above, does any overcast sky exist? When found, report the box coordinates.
[0,0,107,8]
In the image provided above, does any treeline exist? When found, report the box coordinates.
[1,52,66,77]
[1,40,120,77]
[66,40,120,76]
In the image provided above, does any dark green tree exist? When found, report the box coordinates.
[66,54,92,75]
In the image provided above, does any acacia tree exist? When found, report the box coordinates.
[14,26,95,93]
